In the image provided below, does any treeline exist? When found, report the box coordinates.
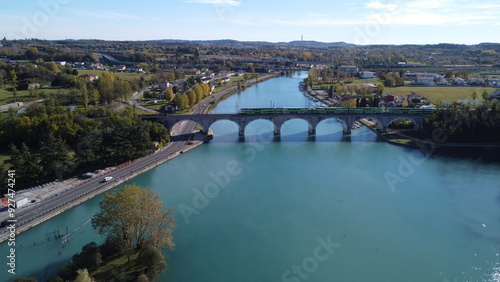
[0,106,169,189]
[4,39,500,68]
[2,45,99,63]
[38,241,164,282]
[0,61,137,104]
[173,83,211,109]
[424,103,500,143]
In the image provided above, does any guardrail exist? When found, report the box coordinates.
[0,136,202,239]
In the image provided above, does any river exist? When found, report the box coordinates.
[1,71,500,282]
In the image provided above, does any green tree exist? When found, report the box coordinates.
[81,88,89,109]
[202,83,211,96]
[174,93,187,109]
[75,129,103,164]
[186,90,196,106]
[9,70,18,98]
[45,62,60,73]
[9,143,44,183]
[471,91,477,101]
[166,72,175,82]
[0,69,6,88]
[482,91,490,101]
[383,76,395,87]
[95,72,115,103]
[328,85,334,98]
[7,107,16,120]
[149,122,170,147]
[164,87,174,102]
[91,185,175,261]
[360,97,368,107]
[0,165,7,195]
[137,245,167,279]
[72,242,102,271]
[193,84,204,101]
[100,116,152,163]
[113,79,133,101]
[39,133,77,179]
[25,47,39,59]
[377,84,385,95]
[91,89,99,106]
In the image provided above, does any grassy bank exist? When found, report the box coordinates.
[77,69,151,82]
[309,77,497,104]
[383,86,495,104]
[91,252,146,281]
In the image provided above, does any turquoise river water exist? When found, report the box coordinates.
[1,71,500,282]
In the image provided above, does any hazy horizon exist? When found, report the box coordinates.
[2,0,500,45]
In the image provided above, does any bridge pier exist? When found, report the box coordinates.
[274,126,281,136]
[146,112,429,142]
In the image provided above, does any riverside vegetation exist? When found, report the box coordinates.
[0,105,170,194]
[13,185,176,282]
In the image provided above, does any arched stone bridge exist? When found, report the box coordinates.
[141,112,427,136]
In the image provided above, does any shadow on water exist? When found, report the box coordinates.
[32,259,69,282]
[419,147,500,164]
[209,130,388,144]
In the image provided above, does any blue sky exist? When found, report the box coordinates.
[1,0,499,44]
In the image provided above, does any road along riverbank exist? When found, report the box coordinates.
[203,73,279,113]
[0,75,281,243]
[0,134,212,243]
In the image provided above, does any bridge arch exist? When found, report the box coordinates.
[387,117,421,130]
[281,118,316,135]
[316,118,346,135]
[357,116,386,131]
[316,116,348,133]
[205,119,241,136]
[167,118,206,134]
[244,118,278,137]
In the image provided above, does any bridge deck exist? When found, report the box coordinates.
[141,111,427,137]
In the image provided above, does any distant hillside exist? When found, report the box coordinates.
[155,39,358,48]
[285,40,356,48]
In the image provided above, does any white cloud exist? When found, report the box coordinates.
[359,0,498,26]
[405,0,450,10]
[365,1,398,11]
[474,4,500,9]
[67,8,142,20]
[216,0,498,31]
[365,12,493,26]
[185,0,243,6]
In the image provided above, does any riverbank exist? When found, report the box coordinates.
[359,119,500,150]
[0,74,279,242]
[0,131,211,244]
[203,73,279,113]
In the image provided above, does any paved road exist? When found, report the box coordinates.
[0,73,277,240]
[0,119,198,240]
